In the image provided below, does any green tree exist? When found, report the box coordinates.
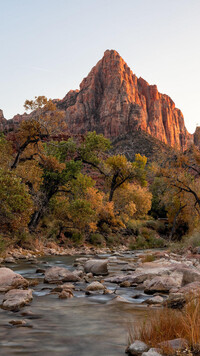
[0,169,33,232]
[105,153,147,201]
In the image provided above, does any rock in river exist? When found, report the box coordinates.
[84,259,108,275]
[144,273,183,294]
[44,267,80,284]
[126,340,149,355]
[0,267,29,292]
[86,281,105,292]
[2,289,33,311]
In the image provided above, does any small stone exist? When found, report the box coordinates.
[146,296,164,305]
[108,296,131,304]
[86,272,93,278]
[103,288,113,294]
[127,340,149,355]
[4,257,15,263]
[9,320,27,326]
[142,348,162,356]
[120,280,131,288]
[86,281,105,292]
[59,289,73,299]
[62,283,75,290]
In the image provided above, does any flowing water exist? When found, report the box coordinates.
[0,253,151,356]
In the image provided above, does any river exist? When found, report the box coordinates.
[0,252,151,356]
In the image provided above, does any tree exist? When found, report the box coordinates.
[0,169,33,232]
[10,96,66,169]
[105,153,147,201]
[155,146,200,239]
[0,134,12,168]
[113,183,152,222]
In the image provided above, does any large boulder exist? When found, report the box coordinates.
[84,259,108,275]
[105,263,176,285]
[0,267,29,292]
[44,267,80,284]
[158,338,188,351]
[144,273,183,294]
[166,282,200,308]
[2,289,33,311]
[177,267,200,285]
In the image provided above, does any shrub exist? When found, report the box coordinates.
[140,227,156,239]
[187,230,200,248]
[100,223,112,234]
[156,221,170,235]
[15,230,33,248]
[170,229,200,254]
[128,295,200,354]
[0,235,6,254]
[89,233,105,246]
[106,234,120,247]
[71,231,83,245]
[126,220,142,236]
[129,235,147,250]
[129,234,166,250]
[144,220,158,230]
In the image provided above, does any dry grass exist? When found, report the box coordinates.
[128,295,200,354]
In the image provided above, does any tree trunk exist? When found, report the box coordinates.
[28,209,43,232]
[109,188,115,202]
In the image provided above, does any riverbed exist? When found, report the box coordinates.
[0,252,151,356]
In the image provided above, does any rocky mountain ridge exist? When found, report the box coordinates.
[57,50,193,150]
[0,50,196,151]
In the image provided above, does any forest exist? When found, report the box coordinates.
[0,96,200,254]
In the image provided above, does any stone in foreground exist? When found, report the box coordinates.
[2,289,33,311]
[44,267,80,283]
[127,340,149,355]
[84,259,108,275]
[142,348,162,356]
[0,267,29,292]
[146,296,164,305]
[158,338,188,351]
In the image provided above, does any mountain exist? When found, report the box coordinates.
[57,49,192,151]
[0,50,194,153]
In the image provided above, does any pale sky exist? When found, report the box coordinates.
[0,0,200,133]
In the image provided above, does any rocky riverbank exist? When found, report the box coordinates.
[1,247,200,354]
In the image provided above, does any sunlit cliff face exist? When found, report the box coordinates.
[59,50,192,150]
[0,50,192,151]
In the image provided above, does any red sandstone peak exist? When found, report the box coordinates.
[1,50,192,150]
[57,49,191,150]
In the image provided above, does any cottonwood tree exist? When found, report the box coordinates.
[156,146,200,238]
